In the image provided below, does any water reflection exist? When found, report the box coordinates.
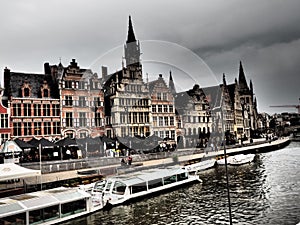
[63,142,300,225]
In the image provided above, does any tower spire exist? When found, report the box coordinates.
[238,61,249,93]
[126,15,136,43]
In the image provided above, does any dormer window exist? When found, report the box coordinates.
[21,82,31,97]
[41,81,50,98]
[43,89,49,97]
[24,88,30,97]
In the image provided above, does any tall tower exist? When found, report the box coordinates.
[124,16,141,69]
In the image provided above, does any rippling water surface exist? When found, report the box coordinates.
[63,142,300,225]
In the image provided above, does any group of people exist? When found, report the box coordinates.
[120,155,133,166]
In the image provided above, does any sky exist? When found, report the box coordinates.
[0,0,299,114]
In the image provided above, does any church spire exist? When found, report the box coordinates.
[126,15,136,43]
[124,16,141,68]
[223,73,227,86]
[238,61,249,93]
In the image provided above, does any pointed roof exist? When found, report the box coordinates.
[126,16,136,43]
[169,71,176,95]
[238,61,250,94]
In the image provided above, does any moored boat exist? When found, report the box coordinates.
[0,186,105,225]
[184,156,216,173]
[91,166,202,207]
[217,154,255,166]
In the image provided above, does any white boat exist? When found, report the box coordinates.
[184,156,216,173]
[0,186,105,225]
[91,166,202,207]
[217,154,255,166]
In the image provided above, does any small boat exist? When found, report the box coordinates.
[217,154,255,166]
[184,156,216,173]
[91,166,202,207]
[0,186,105,225]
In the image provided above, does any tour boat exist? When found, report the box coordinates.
[91,166,202,207]
[217,154,255,166]
[184,156,216,173]
[0,187,104,225]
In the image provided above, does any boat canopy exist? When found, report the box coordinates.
[0,163,41,181]
[0,187,90,218]
[112,167,186,186]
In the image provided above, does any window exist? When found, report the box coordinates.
[93,97,101,107]
[0,114,8,128]
[163,93,167,100]
[78,81,86,89]
[164,105,168,113]
[164,117,169,126]
[79,96,86,107]
[152,105,156,113]
[157,93,162,100]
[13,103,22,116]
[170,117,174,126]
[79,112,87,127]
[24,88,30,97]
[52,104,60,117]
[0,134,9,145]
[13,122,22,136]
[43,89,49,97]
[66,112,73,127]
[44,122,51,135]
[171,130,175,139]
[153,117,157,126]
[169,105,173,113]
[23,103,32,116]
[53,121,61,134]
[24,122,32,136]
[65,96,73,106]
[158,105,162,113]
[64,80,72,89]
[34,104,41,116]
[95,112,101,127]
[34,122,42,135]
[43,104,51,116]
[159,117,163,126]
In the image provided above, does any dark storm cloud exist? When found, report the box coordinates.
[0,0,299,114]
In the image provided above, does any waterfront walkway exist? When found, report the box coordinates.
[1,137,290,190]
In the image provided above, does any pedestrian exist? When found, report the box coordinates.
[127,155,132,165]
[121,158,126,166]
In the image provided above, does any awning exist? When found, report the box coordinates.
[0,141,23,153]
[0,163,41,181]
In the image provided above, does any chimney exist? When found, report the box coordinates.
[102,66,108,78]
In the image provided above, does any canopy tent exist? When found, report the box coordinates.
[0,163,41,181]
[55,137,77,147]
[0,140,23,154]
[14,139,35,149]
[28,137,56,148]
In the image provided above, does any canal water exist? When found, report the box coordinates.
[63,142,300,225]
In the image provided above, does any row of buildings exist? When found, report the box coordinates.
[0,16,259,149]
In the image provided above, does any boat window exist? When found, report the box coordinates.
[177,173,188,181]
[29,205,59,223]
[105,181,112,192]
[112,181,126,195]
[164,175,177,185]
[94,181,106,192]
[61,199,86,217]
[148,178,163,189]
[0,213,26,225]
[131,182,147,194]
